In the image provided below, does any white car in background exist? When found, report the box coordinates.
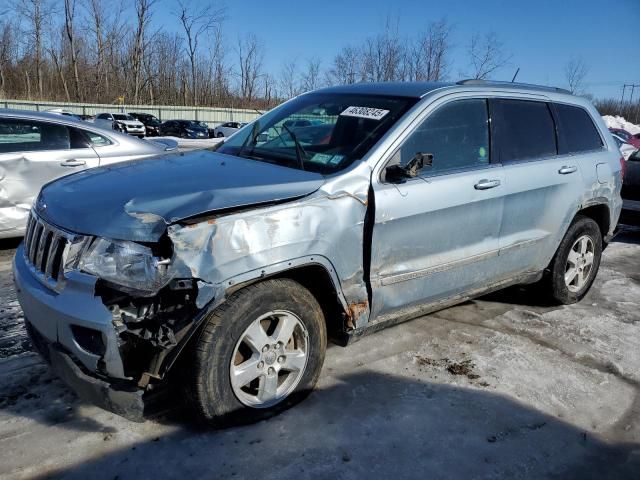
[213,121,246,138]
[94,113,146,138]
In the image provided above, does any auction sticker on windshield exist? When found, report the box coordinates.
[340,106,390,120]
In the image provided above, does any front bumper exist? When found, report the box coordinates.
[38,333,144,421]
[13,245,145,420]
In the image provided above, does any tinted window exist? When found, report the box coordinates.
[494,99,556,162]
[0,119,70,153]
[555,104,603,153]
[395,99,490,175]
[83,130,112,146]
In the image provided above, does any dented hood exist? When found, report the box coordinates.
[37,150,325,241]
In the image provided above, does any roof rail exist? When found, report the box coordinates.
[456,79,571,95]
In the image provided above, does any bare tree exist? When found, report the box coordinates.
[300,57,321,93]
[361,17,404,82]
[48,26,71,101]
[0,21,15,96]
[564,57,589,94]
[237,34,264,104]
[131,0,156,104]
[408,19,453,81]
[16,0,50,98]
[327,45,360,85]
[466,32,511,80]
[174,0,225,106]
[63,0,82,100]
[279,58,299,99]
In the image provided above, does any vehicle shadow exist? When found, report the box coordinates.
[13,370,638,480]
[0,237,22,251]
[614,224,640,245]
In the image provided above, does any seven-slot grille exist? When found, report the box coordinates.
[23,211,74,291]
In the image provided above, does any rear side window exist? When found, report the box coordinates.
[0,119,71,153]
[493,99,557,162]
[554,104,603,154]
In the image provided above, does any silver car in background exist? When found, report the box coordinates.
[0,110,176,238]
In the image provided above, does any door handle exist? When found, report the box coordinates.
[558,165,577,175]
[60,159,86,167]
[474,179,501,190]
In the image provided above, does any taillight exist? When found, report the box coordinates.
[620,156,626,182]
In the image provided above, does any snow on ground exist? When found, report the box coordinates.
[603,115,640,135]
[0,229,639,479]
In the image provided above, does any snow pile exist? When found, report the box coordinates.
[602,115,640,135]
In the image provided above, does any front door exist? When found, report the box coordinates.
[369,98,506,323]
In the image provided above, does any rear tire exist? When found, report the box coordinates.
[544,215,602,304]
[189,278,326,426]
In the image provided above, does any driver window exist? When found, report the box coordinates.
[398,99,490,175]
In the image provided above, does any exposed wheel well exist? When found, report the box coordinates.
[226,265,348,344]
[273,265,347,344]
[577,204,610,239]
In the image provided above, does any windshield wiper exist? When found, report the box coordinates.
[281,124,306,171]
[237,120,261,158]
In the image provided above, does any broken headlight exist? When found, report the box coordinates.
[79,238,172,295]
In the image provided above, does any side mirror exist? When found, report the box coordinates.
[385,152,433,183]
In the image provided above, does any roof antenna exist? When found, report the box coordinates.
[511,68,520,83]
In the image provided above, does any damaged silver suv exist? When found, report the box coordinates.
[14,81,623,424]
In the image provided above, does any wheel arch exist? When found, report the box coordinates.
[576,201,610,240]
[222,257,353,344]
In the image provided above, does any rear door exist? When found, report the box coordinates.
[0,117,100,236]
[369,97,506,322]
[492,98,585,275]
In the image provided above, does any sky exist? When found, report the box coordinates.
[157,0,640,100]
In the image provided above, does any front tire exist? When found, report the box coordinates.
[544,215,602,304]
[189,279,326,426]
[216,132,224,138]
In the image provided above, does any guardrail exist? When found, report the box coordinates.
[0,99,262,125]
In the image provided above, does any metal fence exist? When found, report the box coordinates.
[0,99,262,125]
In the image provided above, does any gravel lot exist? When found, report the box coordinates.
[0,227,639,479]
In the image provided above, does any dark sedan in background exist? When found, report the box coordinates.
[159,120,209,138]
[130,112,162,137]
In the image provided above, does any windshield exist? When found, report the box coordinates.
[114,114,135,121]
[217,93,417,174]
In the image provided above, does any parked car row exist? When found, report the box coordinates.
[44,108,249,139]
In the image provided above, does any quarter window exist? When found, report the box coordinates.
[0,119,71,153]
[395,99,491,175]
[84,130,112,147]
[493,99,557,162]
[554,104,603,153]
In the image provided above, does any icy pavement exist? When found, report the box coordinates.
[0,229,639,479]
